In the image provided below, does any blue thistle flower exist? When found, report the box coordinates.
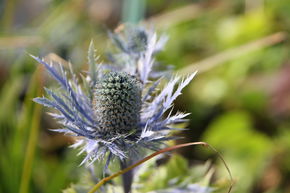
[32,25,196,169]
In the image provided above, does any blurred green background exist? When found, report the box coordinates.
[1,0,290,193]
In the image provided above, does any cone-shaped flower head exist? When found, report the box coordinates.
[93,72,142,135]
[33,25,196,166]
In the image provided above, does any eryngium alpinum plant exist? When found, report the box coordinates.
[32,25,196,176]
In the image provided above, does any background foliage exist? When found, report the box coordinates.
[1,0,290,193]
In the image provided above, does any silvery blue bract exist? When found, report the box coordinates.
[32,25,197,167]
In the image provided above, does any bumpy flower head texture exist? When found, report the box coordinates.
[33,26,197,167]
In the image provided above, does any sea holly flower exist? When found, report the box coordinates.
[32,25,196,170]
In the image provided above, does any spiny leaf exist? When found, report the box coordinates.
[88,40,100,85]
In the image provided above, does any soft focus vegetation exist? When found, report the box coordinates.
[1,0,290,193]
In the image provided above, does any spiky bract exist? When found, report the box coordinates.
[33,25,196,166]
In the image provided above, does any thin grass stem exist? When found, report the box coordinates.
[19,67,43,193]
[88,142,233,193]
[179,32,287,75]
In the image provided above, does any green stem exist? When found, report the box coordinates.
[122,0,145,23]
[120,159,133,193]
[88,142,233,193]
[19,68,43,193]
[179,32,287,75]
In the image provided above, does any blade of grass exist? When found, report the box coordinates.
[0,76,23,193]
[88,142,233,193]
[0,77,22,126]
[143,2,223,29]
[179,32,287,75]
[143,3,203,29]
[19,66,44,193]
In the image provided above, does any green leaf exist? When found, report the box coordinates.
[63,184,89,193]
[202,111,272,193]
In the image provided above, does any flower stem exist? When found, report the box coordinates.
[120,159,133,193]
[88,141,233,193]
